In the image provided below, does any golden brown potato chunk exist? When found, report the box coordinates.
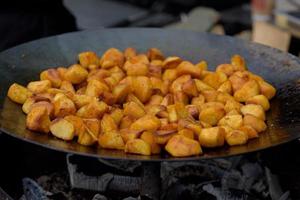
[167,105,178,123]
[163,56,182,69]
[165,135,202,157]
[217,80,232,94]
[57,67,67,80]
[234,80,260,102]
[148,61,162,78]
[124,47,137,60]
[231,54,246,71]
[218,114,243,129]
[27,80,51,94]
[125,139,151,155]
[50,118,74,140]
[176,61,202,78]
[83,118,101,142]
[113,83,130,103]
[160,94,174,107]
[120,116,134,129]
[186,105,199,119]
[30,101,54,118]
[173,91,189,105]
[8,83,32,104]
[60,80,75,94]
[22,97,36,114]
[257,80,276,99]
[53,93,76,117]
[224,100,242,113]
[243,114,267,133]
[64,115,85,136]
[76,100,108,119]
[202,90,218,102]
[130,115,161,132]
[202,72,227,89]
[170,75,191,94]
[182,79,198,97]
[100,48,125,69]
[120,129,142,143]
[241,104,265,121]
[98,131,125,150]
[246,94,270,111]
[125,62,148,76]
[199,107,225,126]
[147,48,164,61]
[162,68,178,82]
[26,107,51,133]
[178,128,194,139]
[226,130,248,146]
[140,131,161,154]
[191,95,205,108]
[147,94,163,106]
[40,68,62,88]
[71,94,96,108]
[199,127,225,148]
[132,76,152,103]
[216,64,235,76]
[229,72,249,92]
[85,79,109,98]
[78,51,99,68]
[109,108,124,126]
[101,114,118,133]
[65,64,88,84]
[239,125,258,139]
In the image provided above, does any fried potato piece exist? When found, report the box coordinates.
[8,83,32,104]
[22,97,36,114]
[57,67,67,80]
[231,54,246,71]
[167,105,178,123]
[199,107,225,126]
[163,56,182,69]
[147,48,164,61]
[195,60,208,71]
[148,61,162,78]
[202,72,227,89]
[101,114,118,133]
[239,125,258,139]
[162,69,178,82]
[64,115,85,136]
[186,105,199,119]
[147,94,163,106]
[50,118,74,140]
[226,130,248,146]
[60,80,75,94]
[53,93,76,117]
[191,95,205,108]
[246,94,270,111]
[26,107,51,133]
[126,93,145,109]
[217,80,232,94]
[216,92,235,103]
[113,83,130,103]
[174,92,189,105]
[199,127,225,147]
[98,130,125,150]
[130,115,161,132]
[165,135,202,157]
[229,72,250,92]
[120,116,134,129]
[120,129,142,143]
[76,100,108,119]
[146,105,167,117]
[132,76,152,103]
[78,51,99,68]
[71,94,96,108]
[100,48,125,69]
[30,101,54,118]
[176,61,202,78]
[170,75,191,93]
[85,79,109,97]
[40,68,62,88]
[182,79,198,97]
[79,118,100,145]
[218,114,243,129]
[241,104,265,121]
[161,94,174,107]
[140,131,161,154]
[194,79,214,92]
[125,139,151,155]
[243,114,267,133]
[27,80,51,94]
[109,108,124,126]
[100,91,116,105]
[216,64,235,76]
[65,64,88,84]
[125,62,148,76]
[124,47,137,60]
[257,80,276,99]
[178,128,194,139]
[202,90,218,102]
[224,100,242,113]
[200,102,224,111]
[234,80,260,102]
[178,119,202,135]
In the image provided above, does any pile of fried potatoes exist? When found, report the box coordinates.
[7,47,276,157]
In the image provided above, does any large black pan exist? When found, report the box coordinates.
[1,28,300,161]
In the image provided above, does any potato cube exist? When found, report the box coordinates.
[257,80,276,99]
[76,100,108,119]
[216,92,235,103]
[147,48,164,61]
[22,97,36,114]
[182,79,198,97]
[85,79,109,98]
[53,93,76,117]
[78,51,99,68]
[40,68,62,88]
[98,131,125,150]
[120,129,142,143]
[148,62,162,78]
[120,116,134,129]
[50,118,74,140]
[87,69,110,82]
[216,64,235,76]
[26,107,51,133]
[176,61,202,78]
[8,83,31,104]
[30,101,54,118]
[64,115,85,136]
[239,125,258,139]
[226,130,248,146]
[178,128,194,139]
[64,64,88,84]
[191,95,205,108]
[234,80,260,102]
[27,80,51,94]
[57,67,67,80]
[202,73,224,89]
[165,135,202,157]
[224,100,242,113]
[83,118,101,141]
[199,127,225,147]
[194,79,214,92]
[100,48,125,69]
[173,92,189,105]
[125,139,151,156]
[160,94,174,107]
[100,114,117,133]
[243,114,267,133]
[229,72,249,92]
[124,47,137,60]
[218,114,243,129]
[162,56,182,69]
[241,104,265,121]
[71,94,96,108]
[200,102,224,111]
[126,93,145,109]
[132,76,152,103]
[113,83,130,103]
[126,62,148,76]
[130,115,161,132]
[140,131,161,154]
[217,80,232,94]
[199,107,225,126]
[109,108,124,126]
[246,94,270,111]
[167,105,178,123]
[202,90,218,102]
[231,54,246,71]
[147,95,163,106]
[60,80,75,94]
[162,69,178,82]
[124,102,146,119]
[195,60,208,71]
[170,75,191,94]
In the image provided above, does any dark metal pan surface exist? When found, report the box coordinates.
[1,28,300,161]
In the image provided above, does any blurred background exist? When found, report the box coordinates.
[1,0,300,55]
